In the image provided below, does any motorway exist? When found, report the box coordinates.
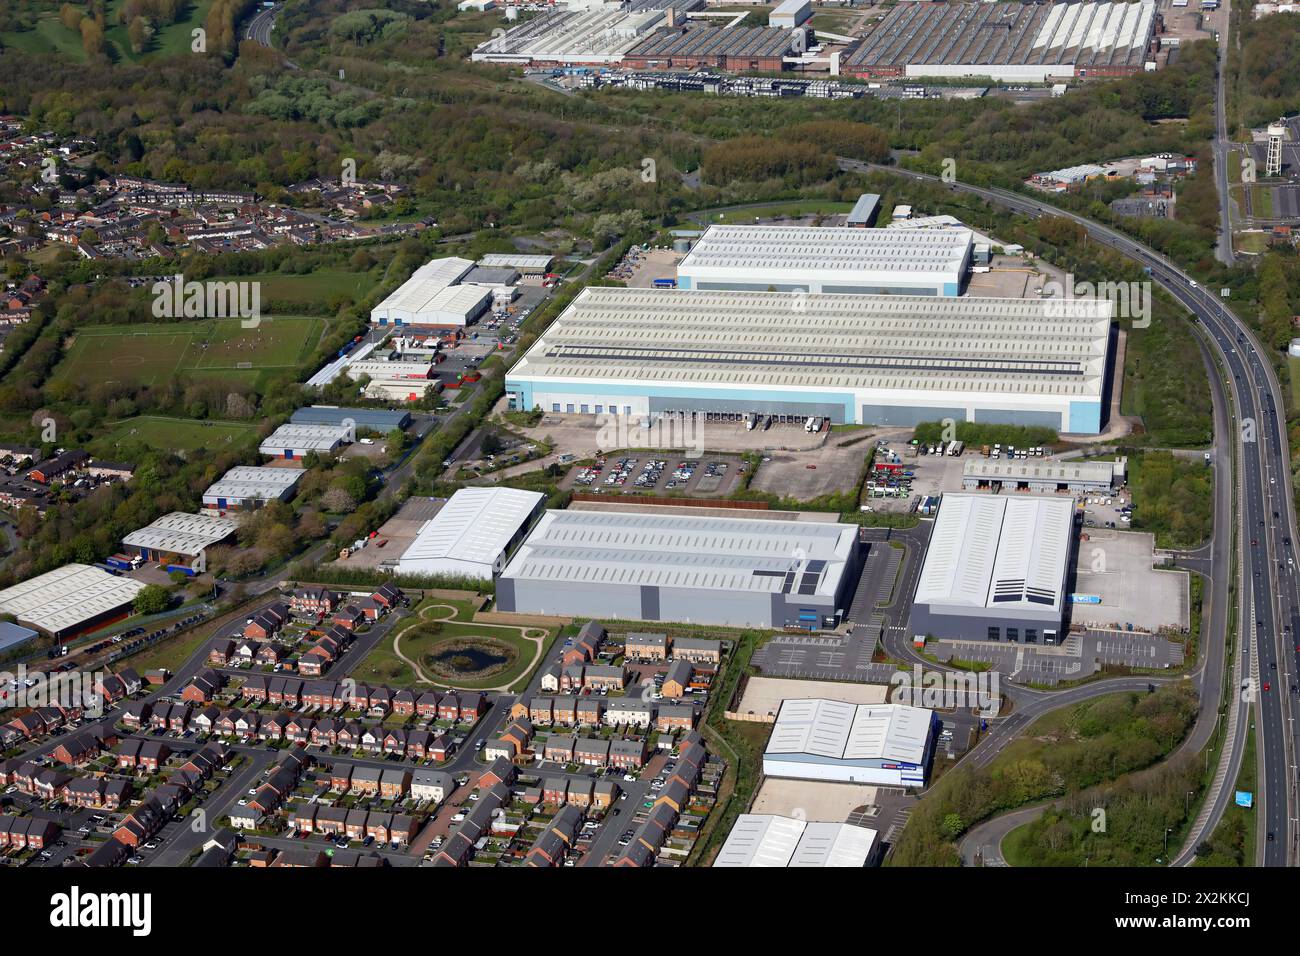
[845,127,1299,865]
[244,3,279,46]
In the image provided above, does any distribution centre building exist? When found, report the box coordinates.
[909,493,1076,643]
[504,287,1112,433]
[714,814,880,867]
[496,509,862,629]
[0,564,147,639]
[843,0,1158,82]
[395,487,547,581]
[763,698,936,787]
[675,224,973,296]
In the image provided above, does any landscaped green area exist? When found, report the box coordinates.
[888,685,1199,866]
[1,0,215,63]
[1251,184,1275,219]
[91,415,258,455]
[2,0,215,62]
[48,316,326,390]
[349,598,557,691]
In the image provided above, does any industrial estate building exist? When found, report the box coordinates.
[202,466,303,512]
[369,257,492,328]
[504,287,1112,433]
[714,814,880,867]
[290,406,412,432]
[496,510,861,629]
[477,253,554,275]
[121,512,238,573]
[962,457,1125,494]
[844,0,1159,82]
[259,423,353,460]
[0,564,146,638]
[470,0,803,72]
[395,487,547,581]
[762,698,935,787]
[909,493,1076,643]
[675,224,973,296]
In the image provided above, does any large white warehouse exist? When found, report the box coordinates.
[497,509,862,629]
[0,564,147,639]
[504,287,1112,433]
[676,224,972,296]
[395,487,547,581]
[369,257,491,328]
[909,493,1075,643]
[763,698,935,787]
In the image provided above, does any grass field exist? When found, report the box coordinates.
[2,0,214,63]
[50,316,326,391]
[92,415,258,455]
[217,271,374,310]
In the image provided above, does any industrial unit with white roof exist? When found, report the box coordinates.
[121,512,238,573]
[713,814,880,867]
[202,465,303,513]
[395,487,547,581]
[0,564,147,639]
[368,256,492,329]
[763,697,936,787]
[676,223,973,296]
[496,509,862,629]
[909,493,1076,643]
[504,286,1112,433]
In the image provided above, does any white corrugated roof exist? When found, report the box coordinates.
[914,493,1074,613]
[397,487,545,570]
[203,465,303,502]
[371,257,474,318]
[787,821,877,867]
[679,224,971,274]
[0,564,146,635]
[714,815,878,868]
[506,287,1111,398]
[501,509,856,595]
[122,512,237,556]
[712,814,806,867]
[260,423,353,452]
[765,698,932,765]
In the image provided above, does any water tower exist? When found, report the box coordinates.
[1266,119,1287,178]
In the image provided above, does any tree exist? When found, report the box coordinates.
[58,4,83,32]
[80,17,105,58]
[939,813,965,840]
[320,487,357,513]
[133,584,171,615]
[128,16,150,55]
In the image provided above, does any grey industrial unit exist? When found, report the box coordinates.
[961,457,1125,494]
[291,406,412,431]
[496,509,862,629]
[908,493,1075,643]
